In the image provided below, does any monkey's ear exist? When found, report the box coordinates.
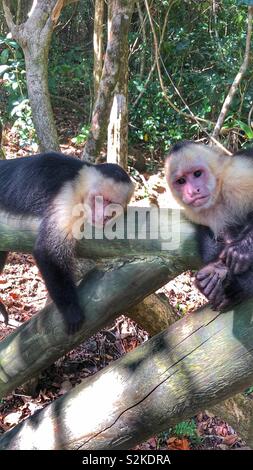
[164,155,171,180]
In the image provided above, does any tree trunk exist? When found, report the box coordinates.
[23,45,59,152]
[0,207,199,398]
[2,0,78,152]
[130,283,253,449]
[128,293,177,335]
[1,209,253,448]
[82,0,135,162]
[0,207,194,260]
[0,256,175,399]
[1,302,253,449]
[208,394,253,449]
[93,0,105,101]
[107,0,129,169]
[107,91,128,169]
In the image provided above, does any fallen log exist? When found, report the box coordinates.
[1,300,253,449]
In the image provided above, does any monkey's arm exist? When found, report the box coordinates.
[196,225,223,263]
[195,226,231,309]
[219,219,253,274]
[33,219,84,335]
[195,225,253,310]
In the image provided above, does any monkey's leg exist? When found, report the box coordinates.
[0,251,9,325]
[219,265,253,311]
[33,227,84,335]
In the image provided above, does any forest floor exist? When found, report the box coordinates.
[0,125,250,450]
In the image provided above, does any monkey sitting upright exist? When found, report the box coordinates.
[0,152,134,333]
[165,140,253,311]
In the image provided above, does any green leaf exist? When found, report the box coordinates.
[235,120,253,139]
[0,49,9,63]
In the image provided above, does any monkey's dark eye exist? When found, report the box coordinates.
[194,170,202,178]
[176,177,186,185]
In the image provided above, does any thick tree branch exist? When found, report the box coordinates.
[1,300,253,449]
[82,0,135,162]
[0,208,199,398]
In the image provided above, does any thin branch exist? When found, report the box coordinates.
[133,0,175,107]
[2,1,16,31]
[159,56,231,154]
[52,0,79,23]
[135,1,147,78]
[248,102,253,128]
[143,0,231,154]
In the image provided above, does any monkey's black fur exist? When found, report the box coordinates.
[196,222,253,310]
[0,152,132,333]
[96,162,131,183]
[196,148,253,311]
[169,140,192,154]
[0,152,130,216]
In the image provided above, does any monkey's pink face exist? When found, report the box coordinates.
[89,195,117,227]
[171,166,214,209]
[87,191,128,228]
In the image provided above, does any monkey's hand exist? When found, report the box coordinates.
[63,305,84,335]
[195,261,229,310]
[220,238,253,274]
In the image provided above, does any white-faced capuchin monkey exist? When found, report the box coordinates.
[0,152,134,333]
[165,140,253,311]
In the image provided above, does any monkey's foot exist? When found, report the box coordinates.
[195,261,229,308]
[220,241,253,274]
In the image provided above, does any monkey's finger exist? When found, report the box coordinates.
[225,247,236,268]
[233,262,250,274]
[219,248,228,261]
[213,301,226,311]
[217,299,233,310]
[202,273,219,296]
[229,253,240,272]
[67,322,81,335]
[231,254,250,274]
[196,269,214,281]
[196,273,214,290]
[66,316,85,335]
[207,280,224,300]
[210,297,224,311]
[211,293,231,310]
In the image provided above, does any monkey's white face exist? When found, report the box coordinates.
[87,194,119,227]
[87,182,133,228]
[168,163,217,211]
[70,166,134,231]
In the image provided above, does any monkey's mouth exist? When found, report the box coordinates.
[191,195,210,207]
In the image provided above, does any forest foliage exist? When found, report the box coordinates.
[0,0,252,156]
